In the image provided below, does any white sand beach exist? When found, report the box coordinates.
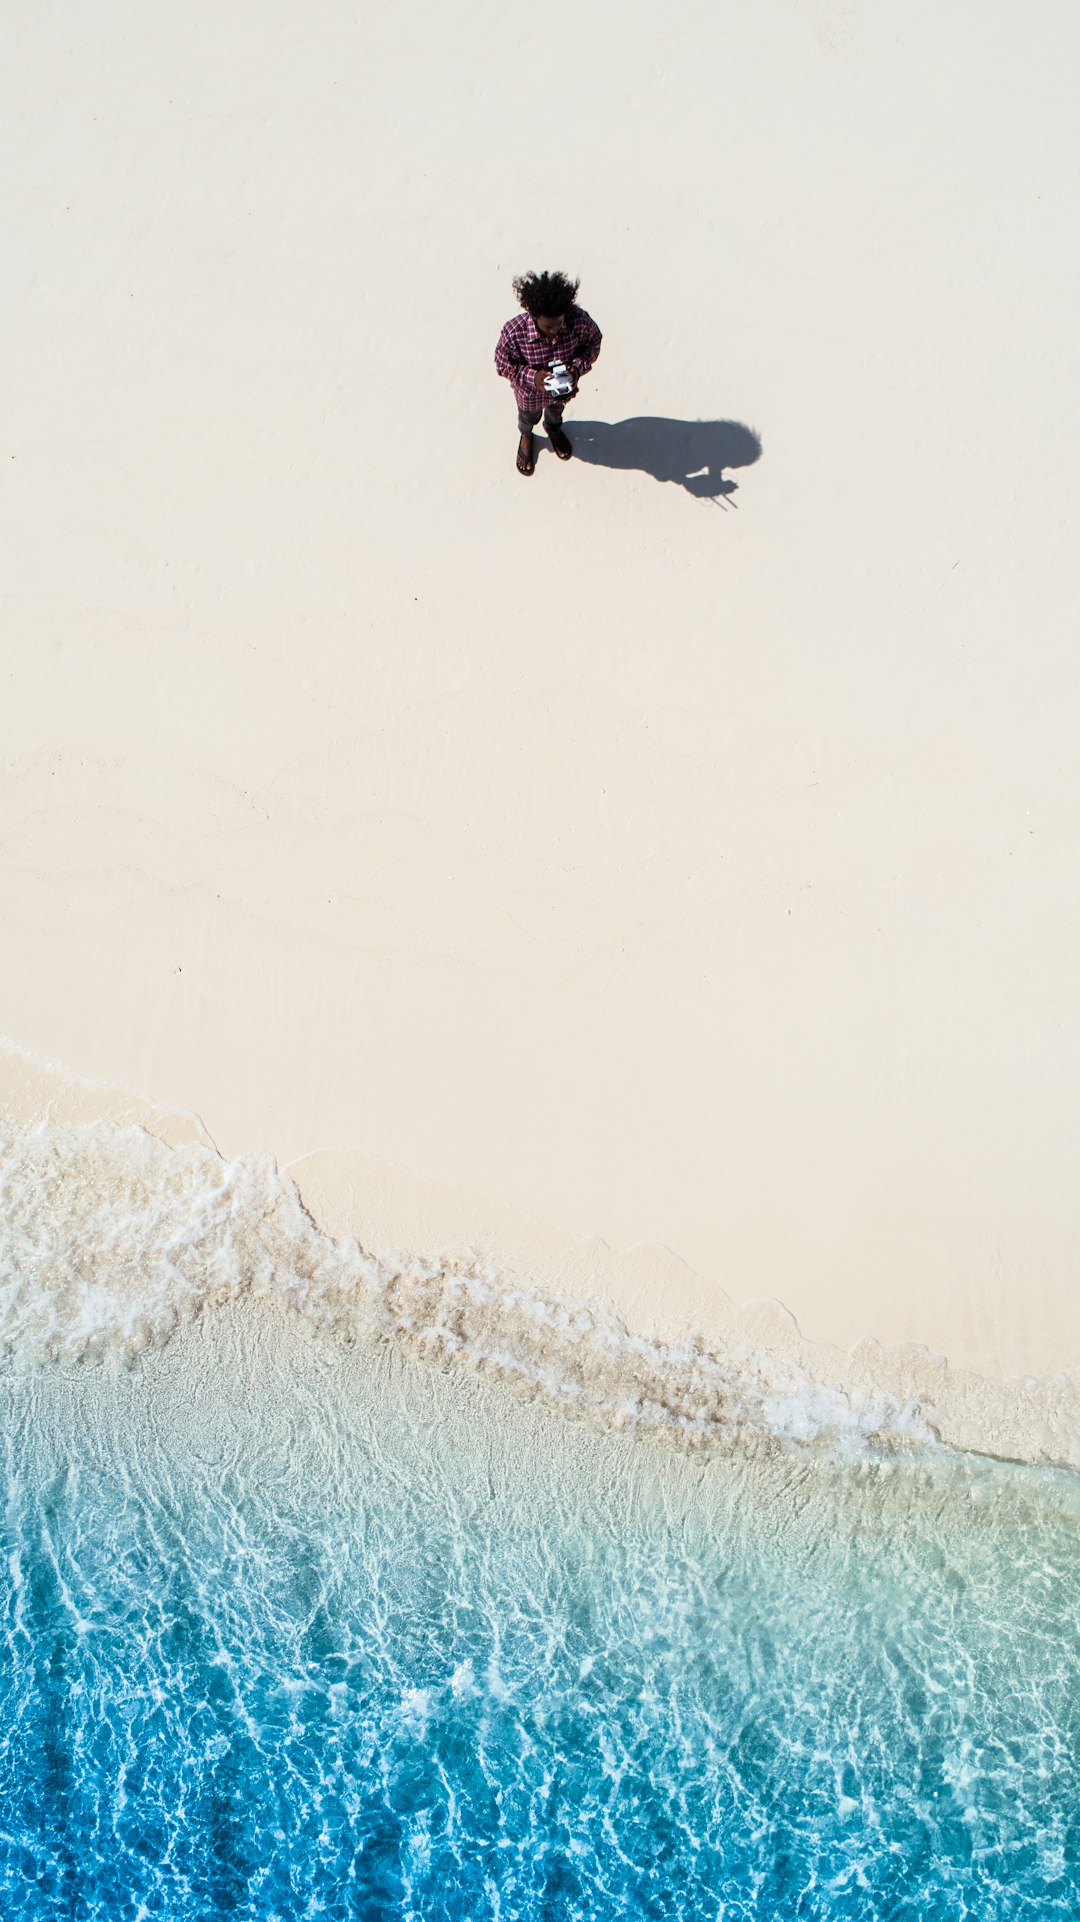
[3,1,1079,1453]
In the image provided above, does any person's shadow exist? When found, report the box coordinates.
[565,418,762,502]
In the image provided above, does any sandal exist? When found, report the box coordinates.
[516,434,535,476]
[548,426,573,461]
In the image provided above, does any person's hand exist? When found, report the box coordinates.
[533,367,549,393]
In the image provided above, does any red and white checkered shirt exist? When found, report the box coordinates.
[494,306,603,411]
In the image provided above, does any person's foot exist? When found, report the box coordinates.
[516,432,535,476]
[548,425,573,461]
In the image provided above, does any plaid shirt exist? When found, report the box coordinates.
[494,305,603,410]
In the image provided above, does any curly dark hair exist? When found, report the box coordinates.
[512,270,580,319]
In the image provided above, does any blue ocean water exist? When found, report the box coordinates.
[2,1292,1079,1922]
[1,1121,1078,1919]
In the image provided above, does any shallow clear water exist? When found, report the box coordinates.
[2,1298,1078,1921]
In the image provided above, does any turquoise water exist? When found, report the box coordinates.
[2,1292,1078,1922]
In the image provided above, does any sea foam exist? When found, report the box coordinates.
[0,1119,930,1457]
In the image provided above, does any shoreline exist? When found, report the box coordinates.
[4,1043,1077,1472]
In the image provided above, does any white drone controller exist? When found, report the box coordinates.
[544,361,574,397]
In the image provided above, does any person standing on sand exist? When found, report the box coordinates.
[494,271,602,477]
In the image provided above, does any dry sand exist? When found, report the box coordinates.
[3,2,1079,1437]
